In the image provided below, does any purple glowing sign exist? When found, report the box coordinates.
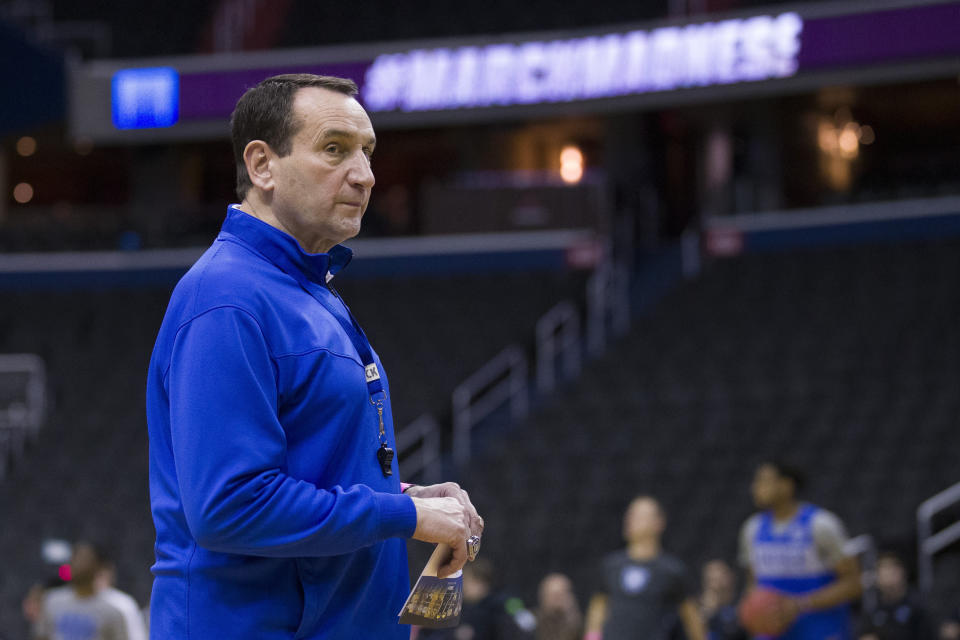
[363,13,804,111]
[178,62,369,120]
[158,2,960,122]
[797,2,960,69]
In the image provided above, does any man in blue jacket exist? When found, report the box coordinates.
[146,73,483,639]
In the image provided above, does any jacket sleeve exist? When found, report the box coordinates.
[167,305,417,557]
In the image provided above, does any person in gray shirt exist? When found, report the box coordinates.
[33,542,128,640]
[585,496,706,640]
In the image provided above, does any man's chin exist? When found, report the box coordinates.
[337,220,362,243]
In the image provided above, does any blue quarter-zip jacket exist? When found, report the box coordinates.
[147,206,418,639]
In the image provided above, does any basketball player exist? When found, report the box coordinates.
[585,496,706,640]
[739,461,862,639]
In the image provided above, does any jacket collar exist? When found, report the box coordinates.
[220,205,353,284]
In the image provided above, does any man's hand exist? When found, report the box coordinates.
[409,495,473,577]
[678,598,708,640]
[779,596,803,629]
[585,593,609,635]
[404,482,484,539]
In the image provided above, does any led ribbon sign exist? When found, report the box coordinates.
[363,13,803,112]
[96,3,960,135]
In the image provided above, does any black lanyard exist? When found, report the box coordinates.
[257,242,395,476]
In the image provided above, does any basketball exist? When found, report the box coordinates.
[738,588,793,636]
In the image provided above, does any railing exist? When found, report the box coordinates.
[844,534,878,612]
[535,300,581,395]
[586,261,630,358]
[680,229,702,279]
[396,413,442,485]
[917,481,960,593]
[452,345,528,466]
[451,254,632,467]
[0,353,47,481]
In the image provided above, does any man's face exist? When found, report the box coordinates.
[751,464,789,508]
[538,574,575,613]
[462,567,489,603]
[623,498,665,542]
[702,560,734,594]
[875,557,906,594]
[70,543,99,583]
[268,87,376,252]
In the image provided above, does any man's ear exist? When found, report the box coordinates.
[243,140,275,192]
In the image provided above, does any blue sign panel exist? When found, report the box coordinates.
[111,67,179,129]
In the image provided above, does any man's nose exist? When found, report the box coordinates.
[348,151,375,190]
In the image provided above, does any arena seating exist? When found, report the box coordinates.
[462,237,960,612]
[24,0,813,60]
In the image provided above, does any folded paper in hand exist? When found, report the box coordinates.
[398,543,463,628]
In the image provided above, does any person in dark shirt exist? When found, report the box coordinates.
[585,496,706,640]
[859,552,933,640]
[534,572,582,640]
[699,560,747,640]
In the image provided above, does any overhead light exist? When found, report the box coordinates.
[560,145,584,184]
[16,136,37,157]
[838,122,859,158]
[13,182,34,204]
[817,120,837,153]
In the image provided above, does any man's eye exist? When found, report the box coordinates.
[325,144,340,153]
